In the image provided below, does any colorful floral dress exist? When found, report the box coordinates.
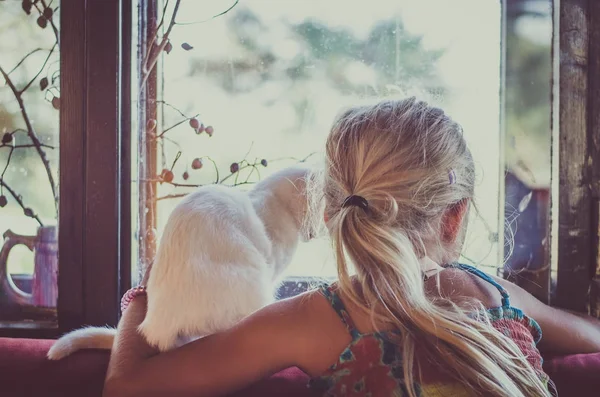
[308,263,555,397]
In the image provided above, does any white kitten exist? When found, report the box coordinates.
[47,166,313,359]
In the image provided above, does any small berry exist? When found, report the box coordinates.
[189,118,200,130]
[160,169,174,183]
[2,133,12,144]
[51,96,60,109]
[182,171,189,180]
[260,159,268,167]
[191,158,203,170]
[43,7,53,19]
[22,0,32,15]
[37,16,47,29]
[164,41,173,54]
[205,125,214,137]
[0,195,7,207]
[196,123,205,134]
[40,77,48,91]
[230,162,240,174]
[24,208,34,217]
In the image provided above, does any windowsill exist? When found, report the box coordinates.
[7,273,331,304]
[276,276,335,300]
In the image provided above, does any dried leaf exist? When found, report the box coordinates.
[2,133,12,144]
[164,41,173,54]
[52,96,60,110]
[40,77,48,91]
[260,159,268,167]
[181,42,194,51]
[518,191,533,213]
[24,208,34,218]
[0,195,7,208]
[230,162,240,174]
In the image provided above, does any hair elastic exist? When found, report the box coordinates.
[448,169,457,185]
[342,195,369,210]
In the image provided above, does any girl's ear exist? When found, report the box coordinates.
[441,199,470,244]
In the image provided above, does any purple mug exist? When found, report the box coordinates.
[0,226,58,308]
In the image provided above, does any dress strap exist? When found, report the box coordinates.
[448,263,511,307]
[319,285,361,340]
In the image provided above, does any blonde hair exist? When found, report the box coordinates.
[316,98,550,397]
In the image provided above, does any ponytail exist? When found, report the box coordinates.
[331,206,550,397]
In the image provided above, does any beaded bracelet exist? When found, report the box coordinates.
[120,285,147,313]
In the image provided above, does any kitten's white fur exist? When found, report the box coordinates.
[47,166,312,359]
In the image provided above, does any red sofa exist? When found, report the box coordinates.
[1,337,599,397]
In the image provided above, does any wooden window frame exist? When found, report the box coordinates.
[3,0,599,338]
[0,0,132,338]
[555,0,600,314]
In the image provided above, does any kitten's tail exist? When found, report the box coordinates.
[46,326,116,360]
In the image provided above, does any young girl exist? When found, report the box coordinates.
[103,98,600,397]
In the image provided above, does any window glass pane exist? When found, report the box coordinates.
[133,0,504,286]
[502,0,553,301]
[0,1,60,327]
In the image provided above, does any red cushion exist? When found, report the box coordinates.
[543,353,600,397]
[2,337,600,396]
[0,338,317,397]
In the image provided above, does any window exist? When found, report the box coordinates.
[0,0,130,336]
[502,0,553,303]
[0,0,60,329]
[132,0,511,292]
[1,0,598,336]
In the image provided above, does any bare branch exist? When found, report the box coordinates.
[219,160,263,184]
[157,193,187,201]
[20,42,58,94]
[141,0,182,88]
[268,152,318,164]
[156,180,255,201]
[154,0,171,37]
[1,147,14,182]
[8,48,48,75]
[1,143,55,149]
[205,156,219,183]
[0,178,43,226]
[157,119,187,138]
[175,0,240,26]
[161,136,183,150]
[156,100,192,119]
[38,0,60,46]
[0,64,57,209]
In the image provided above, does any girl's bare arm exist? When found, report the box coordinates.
[102,294,320,397]
[498,277,600,355]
